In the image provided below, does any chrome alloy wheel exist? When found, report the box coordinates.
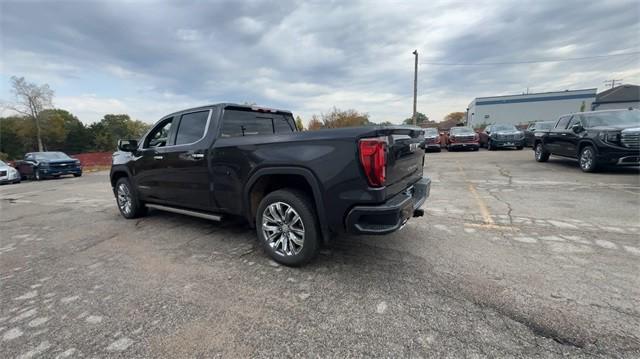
[262,202,305,256]
[535,144,543,160]
[117,183,133,215]
[580,147,594,170]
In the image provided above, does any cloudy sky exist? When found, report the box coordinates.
[1,0,639,125]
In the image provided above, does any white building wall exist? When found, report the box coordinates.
[467,89,597,127]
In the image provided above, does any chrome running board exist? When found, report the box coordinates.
[146,204,222,221]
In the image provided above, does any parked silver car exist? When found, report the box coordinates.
[0,160,21,184]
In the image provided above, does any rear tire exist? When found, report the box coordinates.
[579,146,599,173]
[73,173,82,177]
[34,169,42,181]
[115,177,147,219]
[516,146,523,150]
[256,189,319,267]
[534,143,550,162]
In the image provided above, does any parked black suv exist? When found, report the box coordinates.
[482,124,525,150]
[534,109,640,172]
[110,103,431,266]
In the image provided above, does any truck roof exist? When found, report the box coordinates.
[163,103,293,118]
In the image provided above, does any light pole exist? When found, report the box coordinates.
[412,50,418,126]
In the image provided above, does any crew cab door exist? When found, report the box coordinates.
[159,109,213,210]
[559,116,583,158]
[547,116,571,155]
[135,117,177,202]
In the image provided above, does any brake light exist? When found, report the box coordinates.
[359,137,387,187]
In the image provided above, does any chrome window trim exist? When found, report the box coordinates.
[141,109,213,150]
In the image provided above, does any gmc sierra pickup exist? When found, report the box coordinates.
[110,103,431,266]
[534,109,640,172]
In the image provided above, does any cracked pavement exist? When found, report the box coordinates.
[1,149,639,358]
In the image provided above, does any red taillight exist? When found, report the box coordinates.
[359,137,387,187]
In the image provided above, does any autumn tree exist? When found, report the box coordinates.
[4,76,54,151]
[321,107,370,128]
[307,115,323,131]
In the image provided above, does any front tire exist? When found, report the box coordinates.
[34,169,42,181]
[516,146,523,150]
[256,189,319,266]
[73,173,82,177]
[487,140,494,151]
[534,143,550,162]
[115,177,147,219]
[579,146,599,173]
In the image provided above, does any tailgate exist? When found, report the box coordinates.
[376,128,425,199]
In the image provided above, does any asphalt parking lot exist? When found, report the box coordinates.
[1,149,639,358]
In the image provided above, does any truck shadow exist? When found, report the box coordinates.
[544,158,640,175]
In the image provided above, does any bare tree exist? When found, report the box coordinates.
[4,76,54,151]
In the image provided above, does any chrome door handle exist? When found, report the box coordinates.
[153,155,164,160]
[190,153,204,159]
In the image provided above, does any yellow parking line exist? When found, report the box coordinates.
[456,162,495,225]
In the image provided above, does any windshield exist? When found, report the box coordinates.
[492,124,517,131]
[583,110,640,128]
[423,128,438,136]
[537,122,554,130]
[450,127,474,135]
[34,152,71,160]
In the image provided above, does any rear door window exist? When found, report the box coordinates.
[175,110,209,145]
[220,109,295,137]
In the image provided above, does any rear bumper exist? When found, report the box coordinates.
[345,177,431,235]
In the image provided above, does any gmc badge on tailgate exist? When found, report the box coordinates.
[409,143,418,152]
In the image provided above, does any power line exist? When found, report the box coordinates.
[604,79,623,89]
[420,51,640,66]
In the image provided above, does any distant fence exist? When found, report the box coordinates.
[73,152,112,167]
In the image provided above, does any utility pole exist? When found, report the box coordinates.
[604,79,622,89]
[412,50,418,125]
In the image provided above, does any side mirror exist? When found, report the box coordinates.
[118,139,138,152]
[571,124,583,133]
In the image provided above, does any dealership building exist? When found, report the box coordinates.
[466,88,597,127]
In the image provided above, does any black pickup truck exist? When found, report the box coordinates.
[533,109,640,172]
[110,103,430,266]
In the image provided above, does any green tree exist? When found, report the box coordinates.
[0,116,30,159]
[295,115,305,131]
[403,112,430,125]
[89,114,150,152]
[40,109,91,153]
